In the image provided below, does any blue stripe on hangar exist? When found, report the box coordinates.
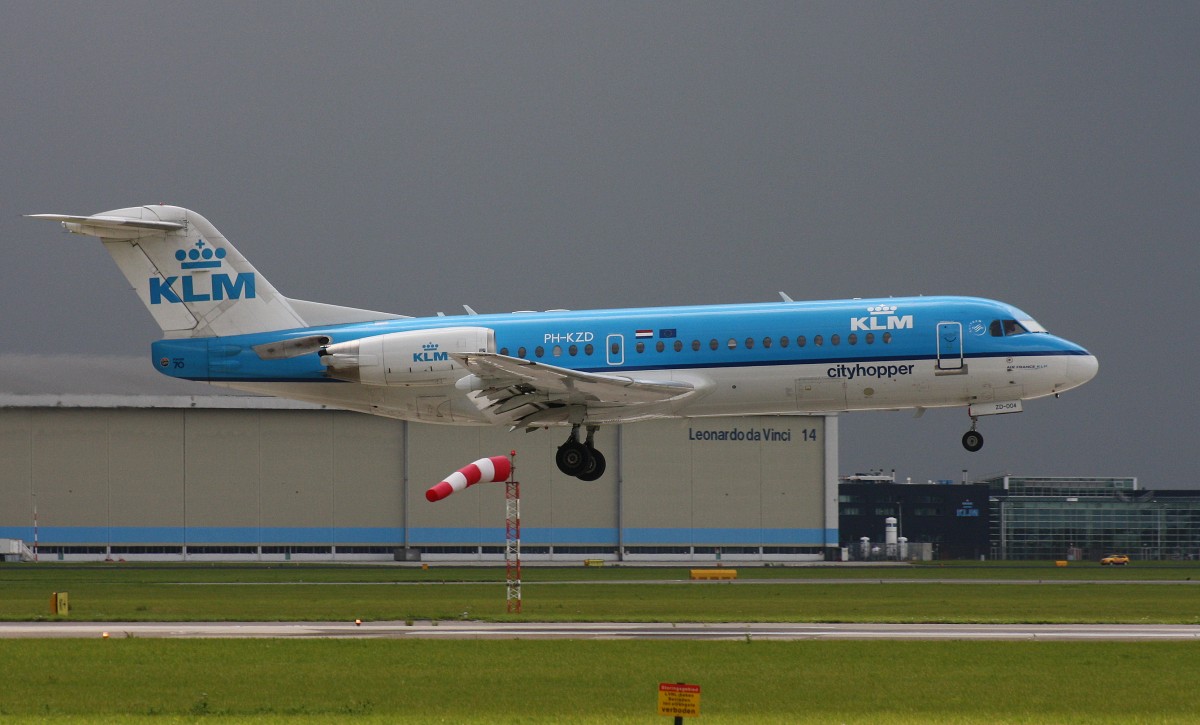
[2,526,835,547]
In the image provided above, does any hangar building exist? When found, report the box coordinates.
[0,356,837,563]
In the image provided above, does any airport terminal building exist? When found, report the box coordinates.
[0,356,838,563]
[984,475,1200,561]
[836,474,1200,562]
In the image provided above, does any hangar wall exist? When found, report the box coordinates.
[0,403,836,562]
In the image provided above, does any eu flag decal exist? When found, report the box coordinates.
[659,328,677,338]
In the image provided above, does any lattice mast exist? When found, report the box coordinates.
[504,450,521,613]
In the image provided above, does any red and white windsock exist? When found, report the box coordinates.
[426,455,512,502]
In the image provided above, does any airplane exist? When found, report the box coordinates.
[29,205,1098,480]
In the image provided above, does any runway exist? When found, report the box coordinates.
[4,621,1200,641]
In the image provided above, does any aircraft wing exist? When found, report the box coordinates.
[451,352,696,427]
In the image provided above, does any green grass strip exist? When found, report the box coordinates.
[0,639,1196,723]
[3,580,1199,623]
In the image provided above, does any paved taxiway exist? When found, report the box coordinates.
[4,621,1200,641]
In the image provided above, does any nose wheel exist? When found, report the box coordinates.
[962,419,984,452]
[556,425,607,480]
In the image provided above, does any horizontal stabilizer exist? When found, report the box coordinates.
[26,213,185,234]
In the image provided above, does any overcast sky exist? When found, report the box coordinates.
[3,2,1197,487]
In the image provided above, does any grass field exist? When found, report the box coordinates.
[1,639,1198,724]
[3,562,1198,723]
[2,562,1199,623]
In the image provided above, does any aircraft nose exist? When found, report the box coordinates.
[1067,353,1099,387]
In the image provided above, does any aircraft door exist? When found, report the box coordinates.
[936,321,964,371]
[606,334,624,365]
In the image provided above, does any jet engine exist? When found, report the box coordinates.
[320,326,494,386]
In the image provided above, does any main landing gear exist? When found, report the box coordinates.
[556,424,606,481]
[962,418,984,452]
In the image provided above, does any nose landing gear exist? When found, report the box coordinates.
[556,424,607,480]
[962,418,984,452]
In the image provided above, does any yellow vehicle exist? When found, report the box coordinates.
[1100,554,1130,565]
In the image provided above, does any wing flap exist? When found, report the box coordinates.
[451,352,696,407]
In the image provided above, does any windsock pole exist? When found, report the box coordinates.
[424,451,521,613]
[505,450,521,614]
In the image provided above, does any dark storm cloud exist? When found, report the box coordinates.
[2,2,1196,485]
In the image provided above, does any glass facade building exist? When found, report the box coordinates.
[984,476,1200,561]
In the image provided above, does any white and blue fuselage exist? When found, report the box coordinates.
[29,206,1097,478]
[151,296,1095,425]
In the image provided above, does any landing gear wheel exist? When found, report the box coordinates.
[576,448,606,481]
[555,439,593,477]
[962,430,984,452]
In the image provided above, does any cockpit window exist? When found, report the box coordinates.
[990,319,1042,337]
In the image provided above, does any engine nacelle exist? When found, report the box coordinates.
[320,326,494,386]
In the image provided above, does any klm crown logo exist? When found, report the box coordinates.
[175,239,228,270]
[149,239,256,306]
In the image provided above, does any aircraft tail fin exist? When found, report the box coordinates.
[28,206,394,338]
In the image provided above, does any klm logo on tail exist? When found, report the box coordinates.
[150,240,256,305]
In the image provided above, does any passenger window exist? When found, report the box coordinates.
[692,340,701,352]
[656,341,665,353]
[797,336,806,347]
[727,338,738,350]
[635,342,645,353]
[848,333,857,345]
[568,345,578,356]
[744,337,754,349]
[883,332,892,344]
[780,336,789,348]
[814,335,823,347]
[535,346,545,358]
[499,347,509,355]
[674,340,683,352]
[866,333,875,344]
[517,347,527,358]
[553,345,562,357]
[709,339,719,351]
[610,342,619,355]
[763,337,772,349]
[585,343,594,356]
[831,334,840,346]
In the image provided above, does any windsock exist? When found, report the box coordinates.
[426,455,512,502]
